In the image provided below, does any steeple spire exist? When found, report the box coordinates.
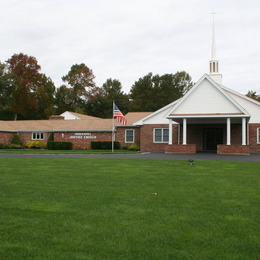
[209,11,222,84]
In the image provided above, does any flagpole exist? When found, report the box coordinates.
[112,100,115,153]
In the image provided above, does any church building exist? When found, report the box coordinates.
[130,17,260,154]
[0,19,259,154]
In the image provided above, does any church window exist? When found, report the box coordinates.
[125,129,134,143]
[154,128,169,143]
[32,132,44,140]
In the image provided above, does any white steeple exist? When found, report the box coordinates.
[209,11,222,84]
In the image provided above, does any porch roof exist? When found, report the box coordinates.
[167,113,250,124]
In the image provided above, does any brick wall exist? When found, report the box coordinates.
[140,124,179,152]
[54,131,112,149]
[0,132,13,144]
[115,127,140,147]
[217,144,250,155]
[249,124,260,153]
[165,144,196,153]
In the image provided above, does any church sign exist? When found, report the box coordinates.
[69,133,97,139]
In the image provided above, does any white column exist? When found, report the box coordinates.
[226,118,231,145]
[183,118,187,145]
[168,119,172,145]
[242,118,246,145]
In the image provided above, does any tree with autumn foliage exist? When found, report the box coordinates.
[0,53,57,120]
[61,63,98,113]
[6,53,41,119]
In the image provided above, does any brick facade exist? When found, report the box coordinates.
[249,124,260,153]
[0,132,13,144]
[165,144,196,154]
[54,131,112,149]
[0,123,259,154]
[140,124,179,152]
[217,144,250,155]
[115,127,140,147]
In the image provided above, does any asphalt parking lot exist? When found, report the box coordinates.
[0,152,259,162]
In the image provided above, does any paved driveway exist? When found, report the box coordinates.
[0,152,259,162]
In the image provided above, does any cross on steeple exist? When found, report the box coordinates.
[209,10,222,84]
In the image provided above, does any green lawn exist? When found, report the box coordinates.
[0,158,259,260]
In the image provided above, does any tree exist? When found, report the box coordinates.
[6,53,43,120]
[129,71,193,111]
[0,61,17,119]
[62,63,97,112]
[246,90,260,102]
[85,78,129,118]
[55,85,74,114]
[36,75,56,119]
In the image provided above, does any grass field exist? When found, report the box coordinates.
[0,158,259,260]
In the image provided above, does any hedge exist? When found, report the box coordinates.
[91,141,120,150]
[47,141,72,150]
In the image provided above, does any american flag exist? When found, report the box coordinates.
[113,104,127,125]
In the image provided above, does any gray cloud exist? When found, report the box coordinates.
[1,0,259,94]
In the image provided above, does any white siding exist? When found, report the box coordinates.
[173,79,242,115]
[143,106,176,124]
[225,91,260,123]
[60,112,80,120]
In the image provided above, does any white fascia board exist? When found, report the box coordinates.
[133,99,181,126]
[221,85,260,106]
[5,129,113,133]
[167,114,251,119]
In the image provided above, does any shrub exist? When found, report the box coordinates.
[47,141,72,150]
[25,141,46,149]
[91,141,120,150]
[11,133,22,145]
[8,144,23,149]
[0,143,9,149]
[47,141,56,150]
[55,142,72,150]
[48,132,54,142]
[127,143,140,151]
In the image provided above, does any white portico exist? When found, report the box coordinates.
[166,74,251,154]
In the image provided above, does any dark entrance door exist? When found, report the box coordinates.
[203,128,223,151]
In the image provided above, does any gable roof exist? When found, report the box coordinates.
[168,74,250,118]
[126,112,152,125]
[133,99,180,125]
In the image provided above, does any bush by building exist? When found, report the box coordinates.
[91,141,120,150]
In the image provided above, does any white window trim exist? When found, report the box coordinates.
[125,129,135,143]
[153,128,169,143]
[32,132,44,140]
[257,128,260,144]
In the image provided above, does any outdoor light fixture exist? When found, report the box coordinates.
[188,159,194,165]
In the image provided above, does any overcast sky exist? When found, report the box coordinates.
[1,0,260,94]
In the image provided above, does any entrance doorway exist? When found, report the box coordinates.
[203,128,223,151]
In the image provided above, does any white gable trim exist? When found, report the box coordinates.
[221,85,260,107]
[133,99,180,125]
[168,74,250,117]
